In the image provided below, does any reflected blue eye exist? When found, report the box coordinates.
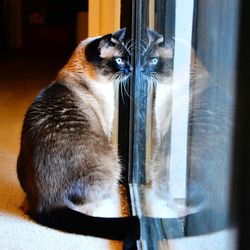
[150,58,158,65]
[115,58,124,65]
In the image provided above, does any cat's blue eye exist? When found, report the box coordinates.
[115,58,124,65]
[150,58,158,65]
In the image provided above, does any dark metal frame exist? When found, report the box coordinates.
[233,1,250,249]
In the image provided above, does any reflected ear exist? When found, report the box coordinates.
[147,29,164,44]
[111,27,126,43]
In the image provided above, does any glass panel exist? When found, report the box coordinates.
[129,0,239,249]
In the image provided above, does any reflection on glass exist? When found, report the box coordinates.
[141,29,211,218]
[129,0,239,249]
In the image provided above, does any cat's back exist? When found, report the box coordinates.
[19,81,107,166]
[22,82,98,138]
[17,80,119,199]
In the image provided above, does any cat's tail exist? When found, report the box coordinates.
[32,207,140,241]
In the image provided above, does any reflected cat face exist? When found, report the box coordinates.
[141,29,174,83]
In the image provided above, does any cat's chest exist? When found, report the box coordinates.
[155,82,172,140]
[92,81,115,138]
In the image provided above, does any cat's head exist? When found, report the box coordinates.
[141,29,174,83]
[85,28,132,82]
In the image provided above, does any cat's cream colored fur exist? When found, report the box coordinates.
[56,38,116,140]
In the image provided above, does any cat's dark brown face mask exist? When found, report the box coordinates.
[85,28,132,82]
[141,29,174,83]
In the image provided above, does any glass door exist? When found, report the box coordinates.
[128,0,240,249]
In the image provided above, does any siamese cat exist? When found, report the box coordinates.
[17,28,139,241]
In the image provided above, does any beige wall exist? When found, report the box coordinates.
[88,0,120,37]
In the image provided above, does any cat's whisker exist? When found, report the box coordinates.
[131,41,148,55]
[133,41,147,52]
[138,44,147,53]
[117,74,132,104]
[113,72,130,104]
[150,80,156,94]
[149,76,154,87]
[152,72,162,83]
[122,79,131,100]
[113,77,120,96]
[140,39,149,53]
[112,72,120,79]
[128,46,136,54]
[124,39,136,55]
[119,78,126,104]
[112,72,123,84]
[147,72,162,89]
[138,39,148,51]
[124,40,130,48]
[152,77,160,87]
[127,44,135,55]
[121,81,127,101]
[141,44,148,52]
[140,39,148,47]
[124,39,134,51]
[131,44,146,55]
[125,39,134,48]
[113,79,122,97]
[148,76,155,90]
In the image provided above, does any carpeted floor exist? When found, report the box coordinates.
[0,51,123,250]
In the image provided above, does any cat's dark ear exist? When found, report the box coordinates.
[111,28,126,43]
[147,29,164,44]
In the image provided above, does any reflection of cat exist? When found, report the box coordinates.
[17,28,139,240]
[141,30,174,197]
[141,30,210,215]
[142,30,233,230]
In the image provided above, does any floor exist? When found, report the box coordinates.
[0,51,123,250]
